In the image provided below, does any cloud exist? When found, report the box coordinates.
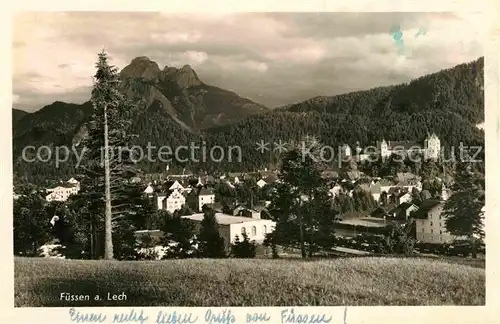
[182,51,209,65]
[12,12,483,112]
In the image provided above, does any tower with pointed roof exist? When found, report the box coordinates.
[379,139,390,158]
[424,133,440,160]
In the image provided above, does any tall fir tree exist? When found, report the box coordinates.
[274,135,336,258]
[78,51,142,260]
[198,206,226,258]
[160,213,198,259]
[442,162,485,258]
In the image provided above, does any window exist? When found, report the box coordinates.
[263,225,267,234]
[241,227,246,235]
[430,221,433,226]
[430,229,433,234]
[440,230,442,235]
[252,226,257,236]
[422,228,424,233]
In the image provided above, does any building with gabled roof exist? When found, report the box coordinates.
[198,187,215,212]
[45,178,80,202]
[377,133,441,160]
[182,213,276,251]
[413,189,455,244]
[388,202,419,220]
[156,188,186,214]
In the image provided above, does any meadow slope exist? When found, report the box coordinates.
[14,257,485,307]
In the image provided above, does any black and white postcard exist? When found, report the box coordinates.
[2,1,499,323]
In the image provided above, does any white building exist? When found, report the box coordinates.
[377,133,441,160]
[414,200,454,244]
[198,187,215,212]
[46,178,80,202]
[182,213,276,251]
[424,133,441,160]
[340,144,352,157]
[67,177,80,188]
[256,179,267,188]
[144,184,155,195]
[156,190,186,214]
[168,180,184,192]
[389,189,412,205]
[414,187,454,244]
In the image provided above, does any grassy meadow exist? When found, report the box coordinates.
[14,256,485,307]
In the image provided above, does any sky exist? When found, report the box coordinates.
[12,12,483,112]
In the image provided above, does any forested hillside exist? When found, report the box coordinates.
[12,57,484,183]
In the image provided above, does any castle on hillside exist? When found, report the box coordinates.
[376,133,441,160]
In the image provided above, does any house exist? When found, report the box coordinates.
[388,188,412,205]
[256,179,268,188]
[328,182,343,198]
[67,177,80,189]
[413,199,453,244]
[377,133,441,160]
[388,202,419,220]
[144,184,155,195]
[46,179,80,202]
[340,144,352,157]
[239,208,262,219]
[413,185,456,244]
[231,205,247,216]
[167,180,185,192]
[198,187,215,212]
[367,179,394,203]
[156,190,186,214]
[370,207,389,218]
[182,213,276,251]
[377,178,395,193]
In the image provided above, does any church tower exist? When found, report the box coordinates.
[424,133,440,160]
[379,139,390,158]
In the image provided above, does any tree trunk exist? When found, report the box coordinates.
[298,214,306,258]
[103,104,114,260]
[470,235,477,259]
[90,218,94,259]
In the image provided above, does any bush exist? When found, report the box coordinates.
[231,233,256,258]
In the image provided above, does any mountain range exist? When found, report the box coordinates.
[12,56,484,181]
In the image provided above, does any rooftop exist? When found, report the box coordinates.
[389,202,417,215]
[199,187,214,196]
[182,213,273,225]
[413,199,442,219]
[338,217,387,228]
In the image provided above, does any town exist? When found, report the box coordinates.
[15,132,485,261]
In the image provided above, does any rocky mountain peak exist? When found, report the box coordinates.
[161,64,202,89]
[120,56,161,81]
